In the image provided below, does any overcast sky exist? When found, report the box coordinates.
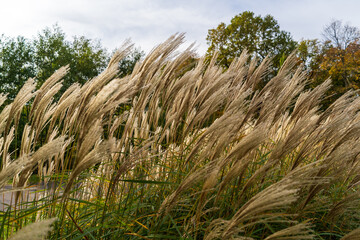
[1,0,360,55]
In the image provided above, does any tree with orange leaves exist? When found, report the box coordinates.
[302,20,360,108]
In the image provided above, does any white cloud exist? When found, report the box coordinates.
[1,0,360,55]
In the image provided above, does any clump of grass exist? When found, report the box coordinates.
[0,34,359,239]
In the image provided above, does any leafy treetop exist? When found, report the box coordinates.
[206,11,297,71]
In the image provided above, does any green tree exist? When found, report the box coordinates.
[0,35,35,100]
[206,11,297,71]
[0,25,143,102]
[33,25,109,91]
[117,48,144,78]
[297,39,321,70]
[71,36,109,85]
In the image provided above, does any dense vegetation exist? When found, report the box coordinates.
[207,12,360,108]
[0,11,360,240]
[0,34,358,239]
[0,25,143,101]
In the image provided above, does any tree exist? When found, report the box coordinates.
[314,41,360,101]
[303,20,360,108]
[322,20,360,50]
[0,25,144,102]
[297,39,321,70]
[206,11,297,71]
[117,48,144,78]
[71,36,109,85]
[33,25,109,91]
[0,36,35,100]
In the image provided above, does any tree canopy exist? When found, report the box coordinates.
[0,35,35,100]
[206,13,360,108]
[0,25,143,100]
[298,20,360,108]
[206,11,297,70]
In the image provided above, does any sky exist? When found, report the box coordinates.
[1,0,360,55]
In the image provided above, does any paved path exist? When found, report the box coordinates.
[0,182,62,211]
